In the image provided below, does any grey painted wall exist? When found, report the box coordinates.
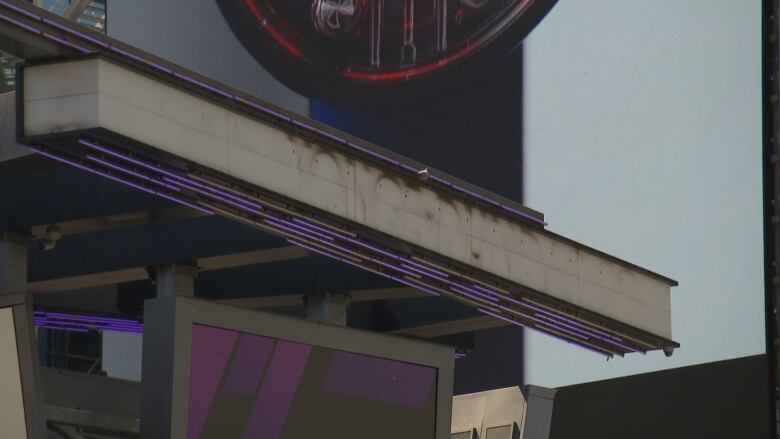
[523,0,763,386]
[107,0,308,116]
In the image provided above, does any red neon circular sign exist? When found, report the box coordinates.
[218,0,557,101]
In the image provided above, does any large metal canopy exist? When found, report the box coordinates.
[1,0,678,358]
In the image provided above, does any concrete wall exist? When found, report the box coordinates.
[523,0,764,386]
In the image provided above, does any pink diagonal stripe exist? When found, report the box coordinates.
[222,334,274,395]
[242,341,312,439]
[188,325,238,439]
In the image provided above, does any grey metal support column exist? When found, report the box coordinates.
[154,263,197,298]
[305,293,351,326]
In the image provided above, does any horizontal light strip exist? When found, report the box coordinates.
[29,146,214,215]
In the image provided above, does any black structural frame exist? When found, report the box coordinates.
[764,0,778,437]
[139,296,454,438]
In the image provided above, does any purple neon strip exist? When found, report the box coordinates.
[34,316,143,328]
[79,139,190,183]
[401,258,453,281]
[392,276,441,297]
[291,119,346,144]
[34,310,141,324]
[532,313,599,340]
[34,320,143,333]
[0,12,42,34]
[478,308,613,358]
[234,95,291,121]
[452,184,500,207]
[31,147,213,215]
[341,236,401,261]
[470,283,625,343]
[265,217,334,242]
[36,316,144,331]
[300,233,423,280]
[400,263,451,284]
[109,45,173,74]
[467,284,639,351]
[38,312,142,326]
[288,238,440,297]
[347,141,400,166]
[290,217,350,239]
[519,298,625,343]
[451,284,499,303]
[35,317,143,330]
[0,1,42,20]
[287,238,362,270]
[499,204,546,225]
[86,155,182,192]
[184,177,265,210]
[449,285,500,307]
[399,163,420,173]
[270,220,340,249]
[173,72,233,99]
[42,17,108,48]
[163,176,267,217]
[37,324,88,333]
[109,45,147,64]
[41,32,91,53]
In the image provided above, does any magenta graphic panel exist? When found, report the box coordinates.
[187,325,438,438]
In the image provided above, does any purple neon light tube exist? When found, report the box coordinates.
[37,324,88,333]
[37,311,141,325]
[516,295,624,342]
[30,147,213,215]
[467,283,639,351]
[173,72,234,99]
[41,17,108,48]
[234,95,291,122]
[400,263,451,284]
[265,217,334,242]
[347,142,401,166]
[165,175,265,211]
[469,283,624,342]
[450,284,500,304]
[478,308,613,358]
[384,274,441,297]
[79,139,192,184]
[163,176,267,217]
[87,155,182,192]
[291,119,346,144]
[41,32,91,53]
[0,0,42,19]
[0,12,42,34]
[400,257,451,278]
[34,315,144,330]
[341,236,401,261]
[290,218,351,239]
[183,176,265,210]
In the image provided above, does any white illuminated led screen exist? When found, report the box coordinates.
[522,0,763,387]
